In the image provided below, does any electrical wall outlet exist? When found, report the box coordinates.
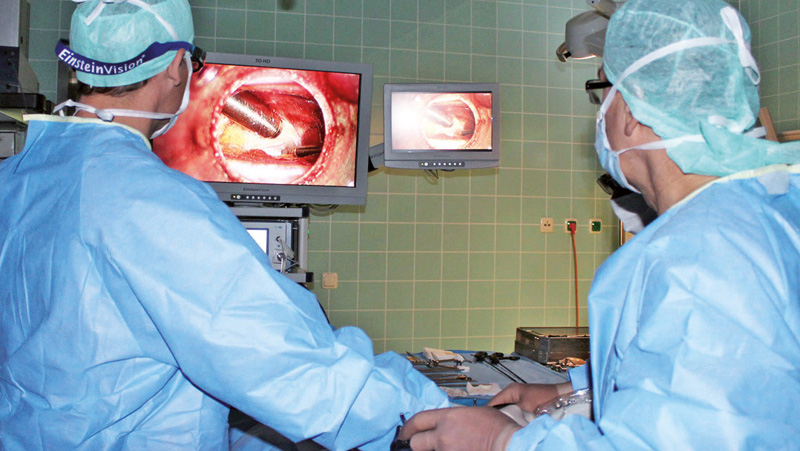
[590,219,602,234]
[322,272,338,289]
[565,219,577,233]
[540,217,554,233]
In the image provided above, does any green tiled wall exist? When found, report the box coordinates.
[740,0,800,133]
[28,0,621,354]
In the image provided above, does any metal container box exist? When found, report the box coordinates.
[514,327,590,364]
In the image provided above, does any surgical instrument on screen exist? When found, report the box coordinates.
[425,103,475,137]
[424,105,454,128]
[222,91,324,159]
[223,90,283,139]
[285,146,323,158]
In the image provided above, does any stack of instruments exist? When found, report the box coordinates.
[406,352,472,388]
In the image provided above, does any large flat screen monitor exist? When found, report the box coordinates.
[153,52,372,206]
[382,83,500,170]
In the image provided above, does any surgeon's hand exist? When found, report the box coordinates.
[488,382,571,413]
[397,406,521,451]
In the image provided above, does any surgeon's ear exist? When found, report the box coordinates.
[622,102,641,138]
[164,49,186,87]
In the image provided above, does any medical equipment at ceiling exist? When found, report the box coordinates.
[0,0,51,159]
[556,0,624,62]
[1,0,37,97]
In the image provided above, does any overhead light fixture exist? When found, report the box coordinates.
[556,0,623,62]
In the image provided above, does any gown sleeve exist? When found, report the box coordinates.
[88,160,449,451]
[566,363,590,391]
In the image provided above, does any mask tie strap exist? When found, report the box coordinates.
[615,134,706,155]
[745,127,766,138]
[83,2,106,25]
[82,0,125,26]
[708,116,766,138]
[720,6,761,85]
[708,115,748,133]
[53,98,174,122]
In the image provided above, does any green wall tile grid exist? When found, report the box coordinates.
[26,0,785,354]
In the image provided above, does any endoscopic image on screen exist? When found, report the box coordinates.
[390,92,493,151]
[153,64,361,187]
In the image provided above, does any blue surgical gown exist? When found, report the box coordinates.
[510,165,800,449]
[0,116,449,450]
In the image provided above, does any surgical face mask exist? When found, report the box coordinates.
[54,52,193,140]
[594,99,707,194]
[595,5,760,191]
[595,109,639,193]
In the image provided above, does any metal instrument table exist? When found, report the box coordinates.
[412,351,570,406]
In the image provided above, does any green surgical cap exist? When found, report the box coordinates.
[70,0,194,87]
[604,0,800,176]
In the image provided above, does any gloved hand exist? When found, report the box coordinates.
[488,382,572,413]
[397,406,521,451]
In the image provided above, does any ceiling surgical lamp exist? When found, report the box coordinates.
[556,0,623,62]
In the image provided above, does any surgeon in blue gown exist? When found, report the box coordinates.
[398,0,800,449]
[0,1,448,450]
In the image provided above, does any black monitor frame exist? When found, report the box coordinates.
[154,52,373,207]
[382,82,500,170]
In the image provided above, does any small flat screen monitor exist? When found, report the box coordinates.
[153,52,372,206]
[383,83,500,170]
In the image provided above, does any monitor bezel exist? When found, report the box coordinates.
[181,52,373,207]
[382,82,501,170]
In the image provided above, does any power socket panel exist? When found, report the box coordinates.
[565,219,577,233]
[540,217,554,233]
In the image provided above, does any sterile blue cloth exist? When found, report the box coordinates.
[565,363,589,392]
[508,164,800,449]
[0,115,449,450]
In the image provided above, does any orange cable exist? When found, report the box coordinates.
[569,223,579,329]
